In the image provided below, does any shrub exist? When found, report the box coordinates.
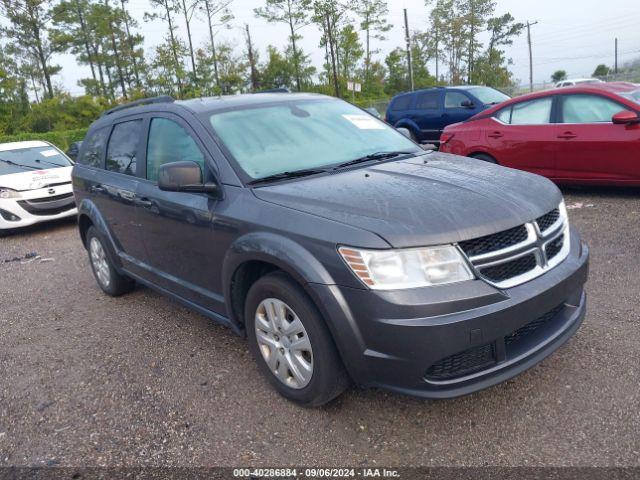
[0,128,88,151]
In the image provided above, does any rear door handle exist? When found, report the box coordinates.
[558,131,577,139]
[91,184,105,193]
[488,131,503,139]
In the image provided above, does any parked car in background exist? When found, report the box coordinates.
[385,86,510,144]
[72,94,588,406]
[0,141,77,235]
[66,141,83,162]
[555,78,603,88]
[440,83,640,186]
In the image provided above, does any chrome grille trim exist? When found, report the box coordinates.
[460,203,570,289]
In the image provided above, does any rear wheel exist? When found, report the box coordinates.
[86,226,135,297]
[470,153,497,164]
[245,272,350,407]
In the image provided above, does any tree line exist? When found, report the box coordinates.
[0,0,525,135]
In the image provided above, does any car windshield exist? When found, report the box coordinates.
[208,99,421,181]
[0,145,72,176]
[467,87,510,105]
[620,89,640,106]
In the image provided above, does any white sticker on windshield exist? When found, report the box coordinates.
[40,149,59,157]
[342,114,386,130]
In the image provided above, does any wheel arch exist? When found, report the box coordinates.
[222,232,336,331]
[468,151,499,164]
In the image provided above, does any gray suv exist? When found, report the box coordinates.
[72,94,589,406]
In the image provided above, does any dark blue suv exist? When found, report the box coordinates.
[385,86,510,143]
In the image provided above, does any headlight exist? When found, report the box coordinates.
[0,188,20,199]
[339,245,475,290]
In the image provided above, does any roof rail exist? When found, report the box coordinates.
[101,95,175,117]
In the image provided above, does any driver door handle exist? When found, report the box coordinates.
[558,131,577,139]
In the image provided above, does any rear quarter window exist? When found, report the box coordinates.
[77,127,109,168]
[391,95,413,111]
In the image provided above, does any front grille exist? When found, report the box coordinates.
[545,234,564,260]
[481,254,537,283]
[536,208,560,232]
[505,304,565,346]
[425,344,496,381]
[18,197,75,216]
[458,225,528,257]
[27,193,73,204]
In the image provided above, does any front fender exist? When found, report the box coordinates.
[222,232,336,324]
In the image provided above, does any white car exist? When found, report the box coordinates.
[0,141,77,234]
[555,78,604,88]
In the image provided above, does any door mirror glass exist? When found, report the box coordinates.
[158,161,218,195]
[612,110,640,124]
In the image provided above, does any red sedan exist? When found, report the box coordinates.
[439,83,640,186]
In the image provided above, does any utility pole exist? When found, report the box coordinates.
[526,21,538,92]
[245,24,259,92]
[615,38,619,74]
[404,8,414,91]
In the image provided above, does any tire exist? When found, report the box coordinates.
[86,226,135,297]
[470,153,497,164]
[245,271,350,407]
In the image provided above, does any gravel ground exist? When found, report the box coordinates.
[1,187,639,468]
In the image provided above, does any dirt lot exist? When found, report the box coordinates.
[1,187,639,468]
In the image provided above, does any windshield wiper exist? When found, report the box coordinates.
[0,157,40,170]
[247,168,329,186]
[33,158,67,168]
[332,151,415,170]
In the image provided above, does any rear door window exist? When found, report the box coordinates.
[510,98,553,125]
[146,118,205,182]
[416,91,440,110]
[106,119,143,176]
[77,127,109,168]
[561,94,625,123]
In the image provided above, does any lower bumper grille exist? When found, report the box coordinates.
[425,344,495,381]
[18,193,75,216]
[425,303,565,382]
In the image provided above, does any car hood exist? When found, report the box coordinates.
[252,153,562,248]
[0,166,73,191]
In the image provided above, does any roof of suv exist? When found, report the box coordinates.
[90,93,331,129]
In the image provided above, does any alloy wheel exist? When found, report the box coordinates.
[89,237,111,288]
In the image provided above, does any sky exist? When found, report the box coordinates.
[50,0,640,95]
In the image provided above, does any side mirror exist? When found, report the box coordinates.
[396,127,413,139]
[461,100,475,109]
[612,110,640,125]
[158,161,219,195]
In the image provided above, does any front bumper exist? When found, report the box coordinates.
[309,227,589,398]
[0,184,77,230]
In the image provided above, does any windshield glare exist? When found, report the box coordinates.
[0,145,72,176]
[208,99,421,180]
[467,87,510,105]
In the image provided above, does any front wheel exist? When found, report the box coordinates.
[245,272,350,407]
[86,226,135,297]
